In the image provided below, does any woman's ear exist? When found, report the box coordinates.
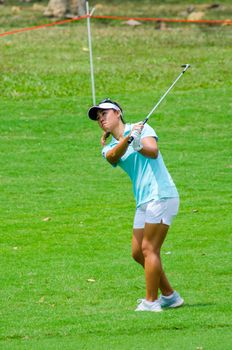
[116,110,121,120]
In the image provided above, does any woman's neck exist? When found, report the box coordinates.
[111,122,126,141]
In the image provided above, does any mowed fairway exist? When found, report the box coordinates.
[0,2,232,349]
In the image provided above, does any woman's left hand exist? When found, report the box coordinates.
[131,122,144,134]
[101,131,110,146]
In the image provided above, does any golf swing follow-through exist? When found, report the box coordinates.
[88,65,190,312]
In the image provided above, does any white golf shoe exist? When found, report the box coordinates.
[135,299,163,312]
[159,291,184,308]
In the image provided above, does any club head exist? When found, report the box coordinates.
[181,64,191,72]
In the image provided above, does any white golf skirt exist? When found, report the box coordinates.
[133,197,180,229]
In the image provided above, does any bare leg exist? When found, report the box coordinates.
[132,228,144,266]
[142,223,172,301]
[132,227,173,297]
[160,271,173,296]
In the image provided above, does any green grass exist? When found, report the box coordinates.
[0,1,232,349]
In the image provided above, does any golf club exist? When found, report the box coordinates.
[128,64,191,144]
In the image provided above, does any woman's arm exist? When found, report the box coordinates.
[106,135,158,164]
[139,136,159,159]
[106,135,130,164]
[104,123,144,165]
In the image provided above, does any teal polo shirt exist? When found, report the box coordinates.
[102,123,179,208]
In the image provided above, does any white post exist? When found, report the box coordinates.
[86,0,96,105]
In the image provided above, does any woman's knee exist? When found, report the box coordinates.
[142,238,161,257]
[132,247,144,265]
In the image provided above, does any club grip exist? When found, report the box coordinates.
[128,135,134,144]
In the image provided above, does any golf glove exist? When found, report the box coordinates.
[131,130,143,152]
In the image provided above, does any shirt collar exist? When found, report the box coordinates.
[111,124,132,143]
[124,124,132,136]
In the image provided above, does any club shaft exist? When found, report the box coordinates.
[128,64,190,144]
[143,65,190,124]
[86,0,96,105]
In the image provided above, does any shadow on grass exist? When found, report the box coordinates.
[183,303,214,308]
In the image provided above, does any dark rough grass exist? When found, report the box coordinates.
[1,0,232,29]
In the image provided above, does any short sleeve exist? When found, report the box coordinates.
[141,124,158,141]
[102,144,118,167]
[102,144,112,159]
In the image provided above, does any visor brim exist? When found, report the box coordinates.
[88,106,100,120]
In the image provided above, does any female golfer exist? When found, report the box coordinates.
[88,99,184,312]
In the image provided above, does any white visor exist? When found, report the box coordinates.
[88,102,121,120]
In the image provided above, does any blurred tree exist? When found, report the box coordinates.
[44,0,86,18]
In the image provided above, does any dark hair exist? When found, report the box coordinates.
[99,98,126,124]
